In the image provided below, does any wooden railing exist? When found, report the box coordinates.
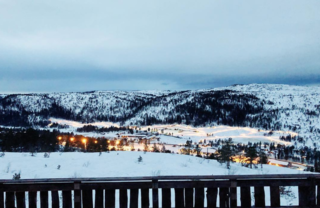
[0,174,320,208]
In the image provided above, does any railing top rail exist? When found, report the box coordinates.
[1,173,319,184]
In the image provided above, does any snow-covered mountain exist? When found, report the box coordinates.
[221,84,320,143]
[0,84,319,142]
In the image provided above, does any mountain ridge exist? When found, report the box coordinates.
[0,84,319,143]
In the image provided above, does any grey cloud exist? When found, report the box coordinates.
[0,0,320,92]
[1,69,319,93]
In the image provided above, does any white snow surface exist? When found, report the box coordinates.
[142,124,294,145]
[50,119,295,146]
[0,151,303,180]
[49,118,120,128]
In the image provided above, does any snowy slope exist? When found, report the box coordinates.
[0,84,319,145]
[0,151,302,179]
[220,84,320,145]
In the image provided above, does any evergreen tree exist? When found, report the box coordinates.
[258,142,268,168]
[314,151,320,172]
[245,146,258,169]
[195,144,202,157]
[185,140,192,155]
[64,140,71,152]
[217,138,236,169]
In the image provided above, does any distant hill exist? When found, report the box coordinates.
[0,84,319,141]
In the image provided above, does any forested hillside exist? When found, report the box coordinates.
[0,84,319,140]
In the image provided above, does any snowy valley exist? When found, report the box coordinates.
[1,84,319,145]
[1,84,320,207]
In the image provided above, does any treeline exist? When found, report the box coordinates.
[0,90,278,130]
[137,90,267,127]
[76,125,131,133]
[0,127,61,152]
[50,122,69,129]
[279,134,305,143]
[0,127,109,152]
[208,139,268,169]
[63,136,109,152]
[209,138,320,172]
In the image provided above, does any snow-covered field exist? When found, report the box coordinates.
[142,124,294,145]
[51,118,294,146]
[0,151,308,206]
[1,152,303,180]
[49,118,120,128]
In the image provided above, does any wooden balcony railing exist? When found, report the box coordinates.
[0,174,319,208]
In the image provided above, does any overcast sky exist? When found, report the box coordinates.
[0,0,320,93]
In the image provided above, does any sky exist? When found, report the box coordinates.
[0,0,320,93]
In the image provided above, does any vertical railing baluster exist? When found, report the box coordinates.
[63,190,72,208]
[254,186,265,207]
[28,191,37,208]
[141,189,149,208]
[195,188,204,208]
[240,187,250,208]
[270,186,280,207]
[16,191,26,208]
[299,186,308,207]
[230,180,237,208]
[219,187,229,208]
[308,177,316,207]
[130,189,139,208]
[309,186,316,207]
[105,189,116,208]
[5,192,15,208]
[83,189,93,208]
[207,188,217,208]
[51,191,59,208]
[40,191,49,208]
[316,184,320,207]
[317,184,320,206]
[95,189,104,208]
[185,188,194,208]
[230,188,237,208]
[175,188,184,208]
[152,179,159,208]
[74,181,81,208]
[161,188,171,208]
[120,189,128,208]
[0,189,3,208]
[299,178,315,208]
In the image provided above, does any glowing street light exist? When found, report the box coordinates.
[94,140,98,144]
[116,140,120,150]
[70,137,74,142]
[82,138,87,151]
[58,136,62,141]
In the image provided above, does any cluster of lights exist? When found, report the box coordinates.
[58,136,100,144]
[57,136,122,152]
